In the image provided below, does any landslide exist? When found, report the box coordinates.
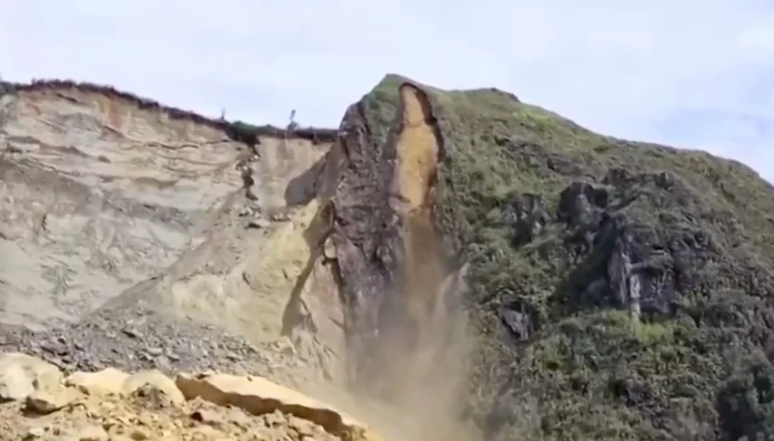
[4,72,774,441]
[352,75,774,441]
[0,78,471,441]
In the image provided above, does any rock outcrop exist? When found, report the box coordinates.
[0,352,377,441]
[4,74,774,441]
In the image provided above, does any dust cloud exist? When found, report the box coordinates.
[338,83,481,441]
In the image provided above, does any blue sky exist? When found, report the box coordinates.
[2,0,774,179]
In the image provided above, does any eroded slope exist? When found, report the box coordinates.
[0,81,346,385]
[0,82,246,328]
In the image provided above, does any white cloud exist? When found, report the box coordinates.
[1,0,774,179]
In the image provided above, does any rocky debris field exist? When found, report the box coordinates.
[0,352,377,441]
[0,302,331,390]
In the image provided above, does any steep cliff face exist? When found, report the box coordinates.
[0,81,347,385]
[0,80,341,334]
[5,75,774,441]
[0,81,244,328]
[330,84,471,440]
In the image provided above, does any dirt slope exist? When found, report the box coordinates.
[0,80,343,378]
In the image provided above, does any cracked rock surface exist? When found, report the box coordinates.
[0,352,376,441]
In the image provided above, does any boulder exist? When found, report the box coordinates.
[0,352,63,402]
[24,385,80,415]
[65,367,128,396]
[123,369,184,406]
[175,372,382,441]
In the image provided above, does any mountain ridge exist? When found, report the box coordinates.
[0,78,339,144]
[3,74,774,441]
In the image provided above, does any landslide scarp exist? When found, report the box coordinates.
[330,82,471,441]
[0,80,346,387]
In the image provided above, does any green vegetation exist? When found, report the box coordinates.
[360,74,774,441]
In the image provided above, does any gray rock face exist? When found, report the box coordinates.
[0,83,245,330]
[329,86,471,429]
[0,81,343,385]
